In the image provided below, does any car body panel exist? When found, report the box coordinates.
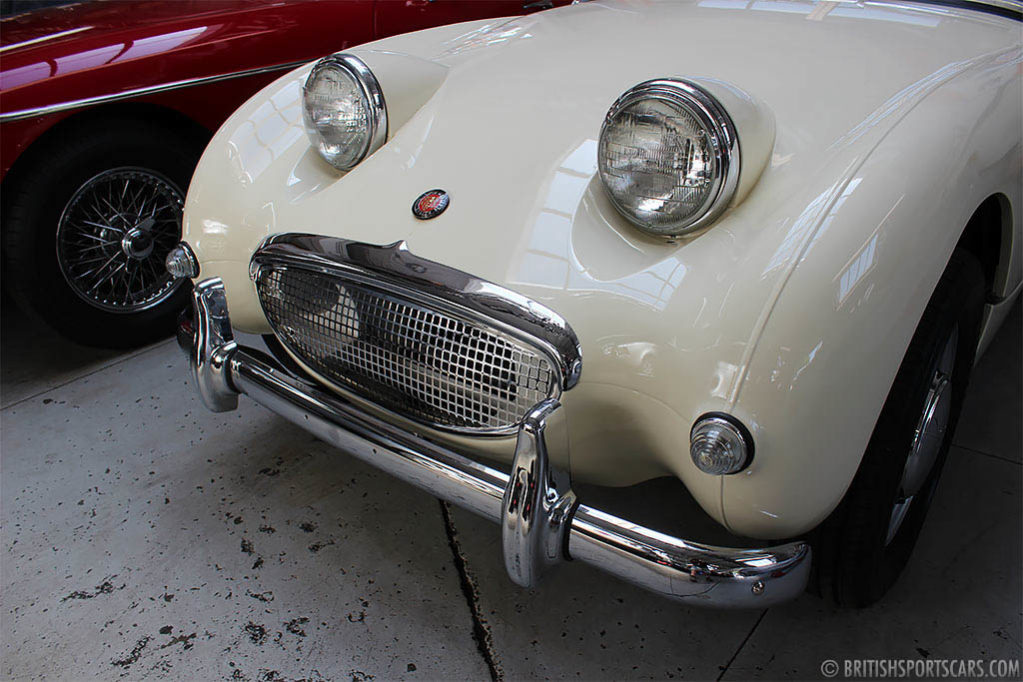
[374,0,569,36]
[0,0,368,179]
[182,0,1021,537]
[0,0,559,181]
[0,69,291,180]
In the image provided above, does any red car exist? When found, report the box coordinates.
[1,0,561,347]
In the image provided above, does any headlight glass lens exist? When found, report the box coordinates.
[302,54,386,171]
[598,79,738,237]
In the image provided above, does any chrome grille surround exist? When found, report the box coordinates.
[250,235,582,435]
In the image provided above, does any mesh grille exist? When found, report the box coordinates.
[256,266,558,432]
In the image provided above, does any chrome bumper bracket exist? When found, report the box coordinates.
[502,399,577,587]
[191,278,239,413]
[185,278,811,608]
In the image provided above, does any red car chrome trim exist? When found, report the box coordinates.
[0,59,309,123]
[0,26,92,54]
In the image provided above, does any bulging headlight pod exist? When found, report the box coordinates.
[303,54,387,171]
[598,79,739,238]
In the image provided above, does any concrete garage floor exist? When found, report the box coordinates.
[1,298,1020,681]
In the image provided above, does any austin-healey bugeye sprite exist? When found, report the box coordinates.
[170,0,1022,608]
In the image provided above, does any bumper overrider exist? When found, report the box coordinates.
[179,238,810,608]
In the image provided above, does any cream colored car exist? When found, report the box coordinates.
[172,0,1022,607]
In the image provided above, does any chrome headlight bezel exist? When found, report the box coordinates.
[302,53,388,171]
[598,78,741,238]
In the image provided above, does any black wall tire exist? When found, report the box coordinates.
[819,249,985,607]
[3,117,205,348]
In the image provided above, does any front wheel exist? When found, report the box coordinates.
[3,118,205,348]
[821,248,985,607]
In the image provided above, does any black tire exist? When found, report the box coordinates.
[818,249,985,607]
[2,116,206,348]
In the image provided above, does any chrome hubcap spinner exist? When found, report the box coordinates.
[121,218,157,260]
[886,327,957,545]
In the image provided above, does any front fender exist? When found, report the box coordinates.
[723,49,1021,538]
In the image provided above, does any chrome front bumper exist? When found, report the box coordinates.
[183,277,811,608]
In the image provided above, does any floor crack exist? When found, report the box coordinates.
[716,608,768,682]
[952,443,1022,466]
[439,500,502,682]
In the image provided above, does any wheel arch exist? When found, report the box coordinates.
[2,102,211,199]
[956,192,1015,301]
[0,101,207,346]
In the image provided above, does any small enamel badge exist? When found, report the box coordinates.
[412,189,449,220]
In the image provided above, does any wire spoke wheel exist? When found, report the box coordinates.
[56,167,185,313]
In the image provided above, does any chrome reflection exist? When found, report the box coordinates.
[182,276,813,607]
[251,234,584,393]
[886,325,957,545]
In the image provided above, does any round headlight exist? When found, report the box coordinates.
[598,79,739,238]
[303,54,387,171]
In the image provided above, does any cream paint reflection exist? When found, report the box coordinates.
[227,79,304,185]
[192,218,230,261]
[434,17,532,59]
[699,0,943,26]
[510,139,689,311]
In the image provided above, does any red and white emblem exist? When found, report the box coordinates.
[412,189,449,220]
